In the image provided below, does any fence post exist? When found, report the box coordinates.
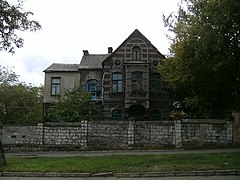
[128,120,135,149]
[80,120,88,149]
[226,120,233,143]
[174,119,182,148]
[37,123,44,145]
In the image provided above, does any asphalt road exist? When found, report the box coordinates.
[0,176,239,180]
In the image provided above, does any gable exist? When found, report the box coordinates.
[102,29,165,66]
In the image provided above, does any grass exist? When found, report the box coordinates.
[0,152,240,173]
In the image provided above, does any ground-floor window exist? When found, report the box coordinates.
[150,109,161,121]
[112,109,123,120]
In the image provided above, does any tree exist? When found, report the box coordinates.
[47,87,103,122]
[159,0,240,117]
[0,0,41,166]
[0,66,43,166]
[0,82,43,125]
[0,0,41,53]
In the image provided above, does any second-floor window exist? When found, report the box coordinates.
[132,71,143,93]
[86,79,101,100]
[150,73,161,93]
[51,77,61,96]
[112,73,123,93]
[132,46,141,61]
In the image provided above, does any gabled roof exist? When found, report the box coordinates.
[103,29,166,64]
[44,63,79,72]
[78,54,109,70]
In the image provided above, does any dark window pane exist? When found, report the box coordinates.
[51,77,61,95]
[86,79,101,99]
[112,73,123,93]
[112,109,123,120]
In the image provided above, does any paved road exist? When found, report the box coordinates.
[5,148,240,157]
[0,176,239,180]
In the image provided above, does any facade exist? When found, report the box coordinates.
[43,29,169,120]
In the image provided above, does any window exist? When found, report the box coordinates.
[132,71,143,93]
[51,77,61,95]
[112,73,123,93]
[150,73,161,93]
[152,60,159,67]
[112,109,123,120]
[114,59,121,67]
[150,109,162,121]
[132,46,141,61]
[86,79,101,100]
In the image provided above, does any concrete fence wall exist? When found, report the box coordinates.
[1,119,234,151]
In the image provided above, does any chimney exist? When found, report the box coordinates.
[83,50,89,55]
[108,47,113,53]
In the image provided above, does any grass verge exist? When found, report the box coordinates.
[0,152,240,173]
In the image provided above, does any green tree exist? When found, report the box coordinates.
[0,0,41,165]
[47,87,103,122]
[160,0,240,117]
[0,82,43,125]
[0,0,41,53]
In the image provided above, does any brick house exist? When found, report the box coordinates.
[43,29,169,120]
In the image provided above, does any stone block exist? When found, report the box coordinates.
[195,170,214,176]
[174,171,196,176]
[140,172,175,177]
[114,173,139,177]
[215,169,236,175]
[91,172,113,177]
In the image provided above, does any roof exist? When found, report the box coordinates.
[44,63,79,72]
[78,54,109,69]
[103,29,166,64]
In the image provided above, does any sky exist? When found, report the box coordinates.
[0,0,180,86]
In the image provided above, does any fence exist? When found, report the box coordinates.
[1,119,234,151]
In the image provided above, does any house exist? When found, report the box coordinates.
[43,29,169,121]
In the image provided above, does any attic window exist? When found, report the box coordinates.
[132,46,141,61]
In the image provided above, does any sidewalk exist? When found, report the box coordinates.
[5,147,240,157]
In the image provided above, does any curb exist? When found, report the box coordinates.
[0,170,239,177]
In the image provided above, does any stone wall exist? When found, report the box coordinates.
[1,119,234,151]
[181,119,233,147]
[1,125,41,145]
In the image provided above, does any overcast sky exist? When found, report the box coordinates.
[0,0,180,86]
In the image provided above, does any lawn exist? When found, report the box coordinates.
[1,152,240,173]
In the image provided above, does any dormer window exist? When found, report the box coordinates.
[132,46,141,61]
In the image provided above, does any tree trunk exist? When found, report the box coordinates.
[0,140,6,166]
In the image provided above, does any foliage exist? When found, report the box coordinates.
[0,0,41,53]
[1,153,240,173]
[47,87,103,122]
[0,65,43,125]
[160,0,240,117]
[0,65,19,84]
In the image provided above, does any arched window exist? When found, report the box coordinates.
[132,46,141,61]
[112,73,123,93]
[85,79,101,100]
[112,109,123,120]
[150,109,162,121]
